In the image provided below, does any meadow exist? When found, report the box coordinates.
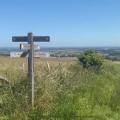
[1,57,120,120]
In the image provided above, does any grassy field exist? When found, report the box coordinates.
[1,57,120,120]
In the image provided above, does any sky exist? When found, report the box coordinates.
[0,0,120,47]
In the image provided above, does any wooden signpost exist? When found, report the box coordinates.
[12,33,50,107]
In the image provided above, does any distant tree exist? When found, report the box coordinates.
[78,50,104,69]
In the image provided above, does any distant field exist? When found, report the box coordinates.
[111,61,120,64]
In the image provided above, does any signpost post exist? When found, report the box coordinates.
[12,32,50,107]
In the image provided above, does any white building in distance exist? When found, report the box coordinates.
[10,51,50,58]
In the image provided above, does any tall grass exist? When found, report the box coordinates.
[0,57,120,119]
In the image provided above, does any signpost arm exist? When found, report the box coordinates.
[28,33,34,107]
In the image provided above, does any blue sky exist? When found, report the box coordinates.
[0,0,120,47]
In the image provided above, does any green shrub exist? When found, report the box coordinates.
[78,50,104,69]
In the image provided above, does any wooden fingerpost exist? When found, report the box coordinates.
[12,32,50,107]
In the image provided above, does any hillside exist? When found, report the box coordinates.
[0,57,120,120]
